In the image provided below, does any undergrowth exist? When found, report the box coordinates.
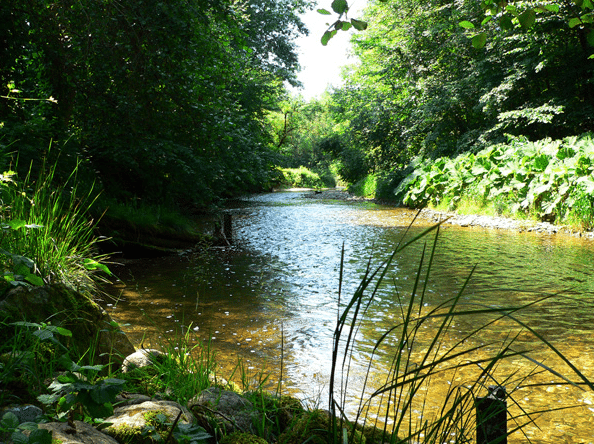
[396,133,594,229]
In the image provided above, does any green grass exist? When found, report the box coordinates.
[0,156,108,295]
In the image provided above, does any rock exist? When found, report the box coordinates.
[38,420,119,444]
[122,349,165,373]
[220,431,269,444]
[0,284,135,368]
[0,404,43,423]
[188,387,263,436]
[104,400,194,444]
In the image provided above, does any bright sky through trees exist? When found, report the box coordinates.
[292,0,367,100]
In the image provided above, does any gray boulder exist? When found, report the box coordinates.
[121,349,164,373]
[38,420,119,444]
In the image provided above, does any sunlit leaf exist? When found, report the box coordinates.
[569,17,582,28]
[481,16,493,25]
[459,20,475,29]
[83,258,112,275]
[25,274,44,286]
[317,8,332,15]
[544,4,560,13]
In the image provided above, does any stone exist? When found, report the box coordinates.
[121,349,164,373]
[0,404,43,423]
[188,387,263,436]
[104,400,195,444]
[38,420,119,444]
[0,284,135,368]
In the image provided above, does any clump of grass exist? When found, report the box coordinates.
[329,219,593,443]
[0,155,108,294]
[121,326,217,404]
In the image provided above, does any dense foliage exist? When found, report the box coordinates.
[398,133,594,228]
[310,0,594,205]
[0,0,311,209]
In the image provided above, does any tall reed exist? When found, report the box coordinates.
[0,153,107,294]
[329,219,593,443]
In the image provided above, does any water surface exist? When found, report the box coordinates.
[107,191,594,443]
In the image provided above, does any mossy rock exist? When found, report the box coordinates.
[278,409,334,444]
[278,409,395,444]
[220,432,268,444]
[105,401,194,444]
[0,284,135,367]
[244,392,305,435]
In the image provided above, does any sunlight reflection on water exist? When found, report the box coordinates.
[107,191,594,443]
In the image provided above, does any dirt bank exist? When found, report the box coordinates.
[304,189,594,239]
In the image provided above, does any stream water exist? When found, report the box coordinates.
[106,191,594,443]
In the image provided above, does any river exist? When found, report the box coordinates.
[106,190,594,443]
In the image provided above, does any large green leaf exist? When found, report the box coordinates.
[519,9,536,29]
[472,32,487,49]
[351,19,368,31]
[331,0,348,14]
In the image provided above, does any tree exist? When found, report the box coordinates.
[0,0,312,207]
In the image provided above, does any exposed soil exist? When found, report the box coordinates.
[303,189,594,240]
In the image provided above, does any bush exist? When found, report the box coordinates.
[395,133,594,228]
[279,167,325,189]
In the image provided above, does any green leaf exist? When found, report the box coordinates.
[351,19,368,31]
[499,15,514,30]
[588,30,594,46]
[6,219,26,230]
[331,0,348,14]
[321,30,333,46]
[317,8,332,15]
[11,431,28,444]
[2,412,19,429]
[28,428,52,444]
[341,21,352,31]
[25,274,44,286]
[569,17,582,28]
[83,259,112,275]
[472,32,487,49]
[481,16,493,25]
[459,20,475,29]
[33,329,53,341]
[519,9,536,29]
[544,4,560,13]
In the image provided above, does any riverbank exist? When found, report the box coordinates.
[303,188,594,239]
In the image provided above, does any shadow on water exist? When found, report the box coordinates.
[106,190,594,443]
